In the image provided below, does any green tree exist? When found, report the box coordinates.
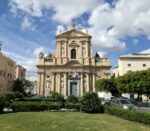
[13,79,33,96]
[115,69,150,99]
[95,78,119,96]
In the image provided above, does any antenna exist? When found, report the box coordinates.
[0,41,2,51]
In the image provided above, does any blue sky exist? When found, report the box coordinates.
[0,0,150,79]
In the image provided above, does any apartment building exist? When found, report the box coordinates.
[15,65,26,80]
[113,53,150,77]
[0,52,16,91]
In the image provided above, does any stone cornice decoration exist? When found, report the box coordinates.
[65,60,81,66]
[69,42,79,47]
[68,71,81,80]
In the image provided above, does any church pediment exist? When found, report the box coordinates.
[57,29,91,38]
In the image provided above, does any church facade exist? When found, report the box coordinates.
[36,25,111,97]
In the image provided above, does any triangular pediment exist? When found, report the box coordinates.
[57,29,91,38]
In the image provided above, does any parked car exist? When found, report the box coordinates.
[143,102,150,107]
[110,98,136,110]
[129,100,150,112]
[99,98,110,105]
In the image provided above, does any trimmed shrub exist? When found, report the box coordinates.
[13,92,24,99]
[105,106,150,125]
[65,102,80,110]
[66,95,79,103]
[0,95,5,113]
[16,98,50,102]
[3,92,15,107]
[65,95,80,110]
[16,92,65,103]
[11,101,63,112]
[0,92,24,110]
[49,92,65,103]
[80,92,103,113]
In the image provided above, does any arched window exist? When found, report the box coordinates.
[71,49,76,59]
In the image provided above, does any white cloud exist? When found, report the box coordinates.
[9,0,102,24]
[140,48,150,54]
[88,0,150,50]
[21,17,35,31]
[97,50,107,58]
[33,47,45,56]
[9,0,150,51]
[132,39,139,45]
[56,25,66,35]
[9,0,43,17]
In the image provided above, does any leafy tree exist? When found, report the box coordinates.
[115,69,150,99]
[13,79,33,96]
[95,78,119,96]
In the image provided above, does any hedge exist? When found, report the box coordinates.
[65,102,80,110]
[16,98,51,102]
[105,106,150,125]
[11,101,63,112]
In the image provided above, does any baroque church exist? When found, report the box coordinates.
[36,25,111,97]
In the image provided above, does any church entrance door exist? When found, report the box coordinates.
[70,82,77,96]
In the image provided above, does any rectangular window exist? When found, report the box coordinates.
[0,70,1,76]
[128,64,131,67]
[143,64,146,67]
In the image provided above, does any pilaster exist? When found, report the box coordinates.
[93,74,96,92]
[80,73,84,96]
[87,73,90,92]
[52,73,55,92]
[56,73,61,93]
[64,73,67,96]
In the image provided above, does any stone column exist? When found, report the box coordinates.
[37,73,41,95]
[52,73,55,92]
[58,42,60,57]
[65,42,68,57]
[60,42,62,58]
[56,73,61,93]
[40,73,45,96]
[86,42,88,57]
[80,42,83,64]
[64,73,67,96]
[87,73,90,92]
[80,73,84,96]
[93,74,96,92]
[56,43,59,57]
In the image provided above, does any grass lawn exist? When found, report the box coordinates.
[0,112,149,131]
